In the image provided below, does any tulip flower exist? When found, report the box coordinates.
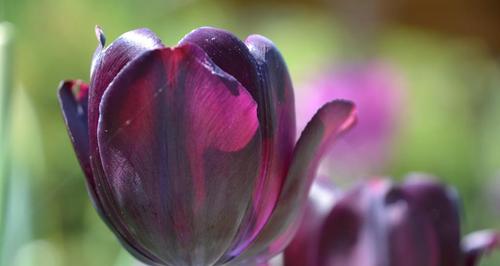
[284,175,500,266]
[296,63,404,180]
[57,26,356,265]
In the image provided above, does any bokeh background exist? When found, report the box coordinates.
[1,0,500,265]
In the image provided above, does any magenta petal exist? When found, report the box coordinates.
[182,28,298,260]
[402,175,463,266]
[96,44,260,265]
[463,230,500,266]
[233,101,356,264]
[179,27,260,100]
[219,35,298,261]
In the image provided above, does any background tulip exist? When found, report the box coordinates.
[295,62,404,182]
[284,174,500,266]
[58,27,356,265]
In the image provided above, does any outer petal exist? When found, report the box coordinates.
[57,80,160,265]
[402,174,463,266]
[463,230,500,266]
[86,28,166,263]
[58,80,91,178]
[283,179,338,266]
[89,27,164,142]
[232,100,356,264]
[97,44,261,265]
[181,28,297,259]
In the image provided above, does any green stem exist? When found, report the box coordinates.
[0,21,13,257]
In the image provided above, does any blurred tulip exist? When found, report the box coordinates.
[58,26,356,265]
[296,62,404,180]
[284,174,499,266]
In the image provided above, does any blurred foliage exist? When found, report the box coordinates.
[0,0,500,265]
[0,21,13,262]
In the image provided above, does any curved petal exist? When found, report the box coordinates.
[179,27,261,101]
[88,27,164,161]
[86,28,166,263]
[96,44,261,265]
[89,27,164,135]
[57,80,161,265]
[232,100,356,264]
[181,28,297,259]
[402,174,463,266]
[463,230,500,266]
[283,179,337,266]
[58,80,91,178]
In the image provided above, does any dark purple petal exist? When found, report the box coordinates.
[58,80,91,178]
[309,180,438,266]
[316,179,440,266]
[463,230,500,266]
[88,27,164,186]
[232,100,356,264]
[283,179,337,266]
[86,27,165,263]
[181,28,297,260]
[179,27,261,101]
[402,174,463,266]
[96,44,261,265]
[386,186,440,266]
[89,27,164,135]
[57,80,160,265]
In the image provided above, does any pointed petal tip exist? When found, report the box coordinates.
[94,25,106,46]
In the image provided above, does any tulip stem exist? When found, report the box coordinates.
[0,21,13,254]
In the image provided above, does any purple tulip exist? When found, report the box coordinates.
[57,27,357,265]
[296,63,404,179]
[284,175,500,266]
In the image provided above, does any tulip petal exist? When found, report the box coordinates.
[88,27,164,171]
[221,35,298,260]
[58,80,161,265]
[179,27,261,101]
[97,44,261,265]
[88,27,164,158]
[85,27,166,263]
[89,27,164,127]
[316,180,439,266]
[463,230,500,266]
[386,186,440,266]
[181,28,297,259]
[58,80,91,178]
[402,175,463,266]
[232,100,356,264]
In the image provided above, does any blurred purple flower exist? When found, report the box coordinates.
[284,175,500,266]
[296,63,404,179]
[57,27,357,265]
